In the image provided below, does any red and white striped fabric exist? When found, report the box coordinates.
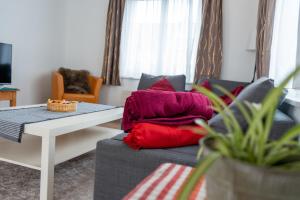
[123,163,206,200]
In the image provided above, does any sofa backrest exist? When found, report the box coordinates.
[197,78,250,96]
[137,73,186,91]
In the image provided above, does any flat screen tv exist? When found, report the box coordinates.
[0,43,12,85]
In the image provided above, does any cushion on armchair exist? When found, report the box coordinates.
[59,67,91,94]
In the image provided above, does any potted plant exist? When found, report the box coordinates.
[179,67,300,200]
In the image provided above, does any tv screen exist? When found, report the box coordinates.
[0,43,12,85]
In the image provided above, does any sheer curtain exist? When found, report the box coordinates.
[270,0,300,87]
[120,0,202,83]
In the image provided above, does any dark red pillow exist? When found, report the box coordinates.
[191,80,212,92]
[149,78,176,91]
[220,85,245,105]
[123,123,206,150]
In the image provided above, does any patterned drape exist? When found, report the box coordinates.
[194,0,223,83]
[255,0,277,78]
[101,0,126,85]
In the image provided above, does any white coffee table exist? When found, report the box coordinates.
[0,104,124,200]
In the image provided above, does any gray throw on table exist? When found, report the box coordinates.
[0,103,116,142]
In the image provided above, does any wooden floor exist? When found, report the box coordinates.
[99,119,122,129]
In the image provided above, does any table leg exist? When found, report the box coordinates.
[10,92,16,107]
[40,135,56,200]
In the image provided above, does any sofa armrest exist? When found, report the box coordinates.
[270,110,296,140]
[88,76,103,102]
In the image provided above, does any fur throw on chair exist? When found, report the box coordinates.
[58,67,91,94]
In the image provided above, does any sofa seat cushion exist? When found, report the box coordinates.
[111,134,198,163]
[94,136,198,200]
[112,133,127,141]
[112,133,199,156]
[164,145,199,157]
[63,93,96,103]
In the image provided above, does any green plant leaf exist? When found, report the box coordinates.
[278,161,300,171]
[241,102,262,157]
[257,105,276,164]
[245,67,300,144]
[195,119,218,136]
[275,124,300,146]
[267,125,300,157]
[213,85,252,124]
[214,138,232,157]
[197,143,205,160]
[194,85,242,131]
[264,148,300,166]
[178,153,221,200]
[194,85,244,147]
[185,67,300,199]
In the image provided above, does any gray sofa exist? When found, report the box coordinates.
[94,78,295,200]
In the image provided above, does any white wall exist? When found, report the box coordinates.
[63,0,134,106]
[64,0,109,75]
[63,0,123,104]
[222,0,259,82]
[0,0,65,106]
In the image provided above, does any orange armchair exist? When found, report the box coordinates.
[51,72,103,103]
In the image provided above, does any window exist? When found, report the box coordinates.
[120,0,202,83]
[269,0,300,88]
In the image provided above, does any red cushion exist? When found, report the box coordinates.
[123,123,206,150]
[220,85,245,105]
[149,78,176,91]
[191,80,212,92]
